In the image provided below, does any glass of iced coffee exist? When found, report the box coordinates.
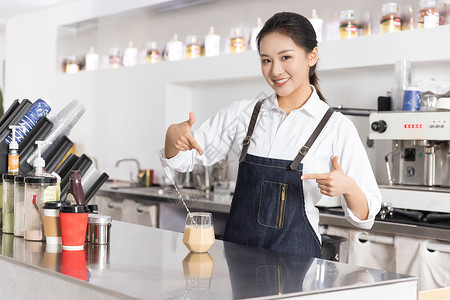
[183,212,215,253]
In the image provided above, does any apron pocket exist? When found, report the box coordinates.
[258,181,287,228]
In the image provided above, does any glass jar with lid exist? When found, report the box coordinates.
[3,174,16,234]
[380,3,401,33]
[418,0,440,28]
[14,175,26,237]
[24,176,57,241]
[230,28,246,53]
[186,35,201,59]
[146,41,160,64]
[339,10,358,39]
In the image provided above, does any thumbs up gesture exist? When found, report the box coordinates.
[165,112,204,159]
[300,156,356,197]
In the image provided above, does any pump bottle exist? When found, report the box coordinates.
[31,141,53,177]
[8,125,24,174]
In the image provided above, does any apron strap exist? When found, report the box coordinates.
[289,107,334,170]
[239,98,266,163]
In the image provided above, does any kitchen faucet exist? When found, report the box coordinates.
[115,158,141,186]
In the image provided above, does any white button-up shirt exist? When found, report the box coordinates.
[161,88,382,240]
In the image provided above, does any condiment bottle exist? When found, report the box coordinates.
[122,41,138,67]
[0,172,4,229]
[249,17,263,50]
[400,5,415,30]
[186,35,201,59]
[229,28,246,53]
[108,48,122,69]
[65,55,79,73]
[3,174,16,234]
[380,3,401,33]
[204,26,221,57]
[66,170,85,206]
[308,10,323,43]
[167,34,183,61]
[146,41,160,64]
[7,125,22,174]
[14,175,26,237]
[438,0,450,25]
[418,0,440,28]
[24,176,57,241]
[85,47,99,71]
[339,10,358,39]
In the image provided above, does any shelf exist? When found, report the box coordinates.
[60,24,450,84]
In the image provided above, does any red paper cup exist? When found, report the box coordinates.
[60,205,89,251]
[61,249,88,281]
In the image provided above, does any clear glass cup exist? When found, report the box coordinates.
[183,212,215,253]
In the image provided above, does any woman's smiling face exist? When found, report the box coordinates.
[259,32,318,99]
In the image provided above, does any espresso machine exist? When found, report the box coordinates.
[369,111,450,214]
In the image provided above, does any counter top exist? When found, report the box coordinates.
[0,221,417,299]
[98,184,232,214]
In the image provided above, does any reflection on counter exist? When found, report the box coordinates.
[61,249,88,281]
[182,252,214,291]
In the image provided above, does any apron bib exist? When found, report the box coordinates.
[224,98,334,258]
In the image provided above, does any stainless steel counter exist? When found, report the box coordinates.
[0,222,417,299]
[98,185,232,214]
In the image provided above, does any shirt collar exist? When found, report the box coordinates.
[263,86,329,117]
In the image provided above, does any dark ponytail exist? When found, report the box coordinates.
[257,12,326,102]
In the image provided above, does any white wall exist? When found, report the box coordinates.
[4,0,443,183]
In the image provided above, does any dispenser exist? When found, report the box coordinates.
[8,125,24,174]
[32,140,52,177]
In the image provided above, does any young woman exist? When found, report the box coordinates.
[161,12,381,258]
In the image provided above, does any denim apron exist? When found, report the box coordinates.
[223,98,334,258]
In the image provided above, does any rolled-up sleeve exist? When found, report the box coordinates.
[335,117,382,229]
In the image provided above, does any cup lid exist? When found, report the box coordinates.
[87,204,99,213]
[2,174,16,180]
[60,205,89,213]
[14,175,26,182]
[25,176,57,184]
[43,201,70,209]
[88,214,112,224]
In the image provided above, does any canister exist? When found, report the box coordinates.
[24,176,57,241]
[88,215,112,245]
[3,174,16,234]
[14,175,26,237]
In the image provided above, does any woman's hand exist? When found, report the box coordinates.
[301,156,369,220]
[165,112,203,159]
[301,156,355,197]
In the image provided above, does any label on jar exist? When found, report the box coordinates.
[43,186,57,203]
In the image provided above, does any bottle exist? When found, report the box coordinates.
[108,48,122,68]
[65,55,79,73]
[309,10,323,43]
[185,35,201,59]
[5,98,51,145]
[230,28,245,53]
[204,26,221,57]
[400,5,415,30]
[339,10,358,39]
[167,34,183,61]
[359,12,373,36]
[438,0,450,25]
[418,0,440,28]
[3,174,16,233]
[380,3,401,33]
[85,47,99,71]
[146,41,160,64]
[66,170,85,206]
[122,41,138,67]
[14,175,26,237]
[8,125,22,174]
[249,17,263,50]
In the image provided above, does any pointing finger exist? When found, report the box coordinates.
[301,173,328,180]
[187,135,204,156]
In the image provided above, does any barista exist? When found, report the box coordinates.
[161,12,382,257]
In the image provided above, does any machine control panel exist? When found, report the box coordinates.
[369,111,450,140]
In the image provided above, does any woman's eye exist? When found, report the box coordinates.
[261,59,271,64]
[281,56,291,60]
